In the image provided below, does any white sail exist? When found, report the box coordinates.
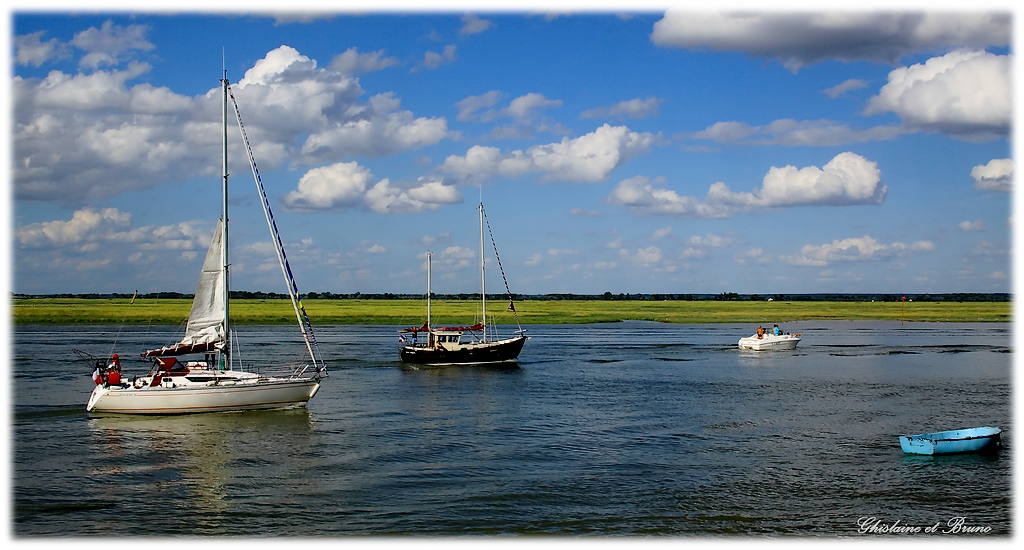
[144,221,226,357]
[181,220,227,350]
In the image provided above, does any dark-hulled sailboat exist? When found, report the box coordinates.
[399,203,527,366]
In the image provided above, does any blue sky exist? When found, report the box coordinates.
[5,3,1016,297]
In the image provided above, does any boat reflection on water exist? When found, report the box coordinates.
[900,452,1002,467]
[399,358,524,373]
[87,411,317,522]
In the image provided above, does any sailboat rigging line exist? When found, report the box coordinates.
[482,206,523,332]
[107,289,146,362]
[226,84,325,375]
[230,328,240,372]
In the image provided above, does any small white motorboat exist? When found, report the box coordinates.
[738,331,801,351]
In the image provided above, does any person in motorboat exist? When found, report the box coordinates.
[773,324,781,336]
[756,326,765,339]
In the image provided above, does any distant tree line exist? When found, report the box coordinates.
[12,291,1012,302]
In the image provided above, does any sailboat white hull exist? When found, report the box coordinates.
[87,378,320,415]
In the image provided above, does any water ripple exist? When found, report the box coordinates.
[11,321,1013,536]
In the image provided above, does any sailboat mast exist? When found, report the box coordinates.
[221,71,230,368]
[479,202,487,342]
[426,251,432,329]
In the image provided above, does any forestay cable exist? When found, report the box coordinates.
[482,206,523,333]
[227,83,326,376]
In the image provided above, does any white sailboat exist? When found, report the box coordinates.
[399,203,527,365]
[86,72,327,414]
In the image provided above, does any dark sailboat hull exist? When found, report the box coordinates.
[400,335,526,365]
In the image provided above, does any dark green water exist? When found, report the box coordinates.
[12,321,1012,537]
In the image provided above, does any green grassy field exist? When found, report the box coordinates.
[10,297,1011,325]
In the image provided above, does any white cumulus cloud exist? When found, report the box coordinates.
[458,92,563,124]
[689,119,903,146]
[283,161,462,213]
[461,14,493,35]
[783,236,935,267]
[327,47,400,75]
[970,158,1013,192]
[71,20,155,69]
[457,90,505,121]
[823,79,868,99]
[13,62,197,201]
[456,91,566,137]
[609,175,730,218]
[610,152,885,218]
[14,30,70,67]
[300,92,450,162]
[17,207,132,248]
[441,124,656,183]
[708,152,886,208]
[865,49,1011,140]
[620,246,663,265]
[438,245,476,271]
[581,97,662,120]
[416,44,457,71]
[651,226,672,240]
[959,220,986,232]
[13,43,451,203]
[15,206,212,285]
[688,233,733,247]
[735,248,772,266]
[650,11,1010,72]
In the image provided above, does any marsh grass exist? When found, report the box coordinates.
[11,297,1010,325]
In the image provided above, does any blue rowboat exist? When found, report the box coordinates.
[899,426,1002,455]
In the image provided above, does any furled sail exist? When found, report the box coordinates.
[143,222,226,357]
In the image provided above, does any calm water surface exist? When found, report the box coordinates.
[12,321,1012,537]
